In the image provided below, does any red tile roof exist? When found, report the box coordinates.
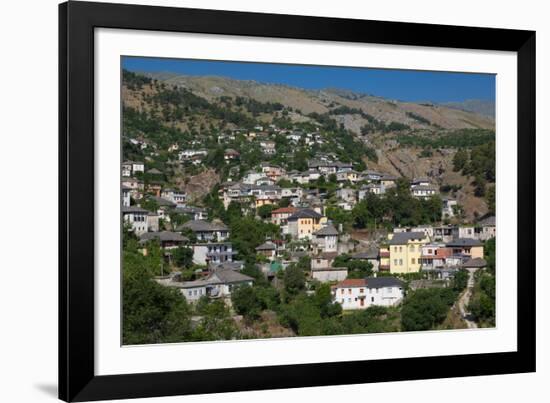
[335,279,367,288]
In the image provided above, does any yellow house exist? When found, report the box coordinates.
[388,232,429,273]
[287,208,327,239]
[446,238,484,259]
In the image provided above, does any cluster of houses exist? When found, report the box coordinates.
[215,158,445,214]
[122,127,494,313]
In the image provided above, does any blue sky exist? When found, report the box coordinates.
[122,56,495,103]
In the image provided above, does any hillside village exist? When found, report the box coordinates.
[121,69,496,344]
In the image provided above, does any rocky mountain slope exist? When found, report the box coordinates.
[139,71,495,133]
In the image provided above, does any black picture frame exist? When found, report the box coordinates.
[59,1,536,401]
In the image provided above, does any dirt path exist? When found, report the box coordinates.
[458,271,478,329]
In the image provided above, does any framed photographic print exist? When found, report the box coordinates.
[59,1,536,401]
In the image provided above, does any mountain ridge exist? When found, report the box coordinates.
[133,70,495,132]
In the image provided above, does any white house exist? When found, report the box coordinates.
[242,170,265,185]
[192,242,236,265]
[477,215,496,240]
[161,269,254,303]
[411,184,438,199]
[255,176,275,186]
[411,177,431,187]
[121,160,144,176]
[179,220,230,242]
[336,188,356,204]
[333,277,404,310]
[161,188,186,205]
[178,149,208,161]
[122,186,131,207]
[260,140,276,155]
[358,183,385,200]
[255,241,277,261]
[442,198,458,219]
[411,225,434,239]
[175,206,208,221]
[122,206,150,235]
[361,170,382,182]
[312,224,339,253]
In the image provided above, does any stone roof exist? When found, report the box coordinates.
[139,231,188,243]
[461,257,488,268]
[351,250,379,260]
[365,277,404,289]
[255,241,277,251]
[317,251,339,260]
[288,208,323,220]
[208,269,254,284]
[478,215,496,226]
[388,232,427,245]
[446,238,483,247]
[149,196,176,207]
[180,220,229,232]
[313,224,339,236]
[122,206,149,214]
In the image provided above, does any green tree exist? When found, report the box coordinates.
[192,299,239,341]
[347,260,374,279]
[314,283,342,318]
[453,149,469,172]
[171,246,193,269]
[231,284,264,320]
[474,174,487,197]
[140,197,159,213]
[401,288,456,331]
[452,269,469,293]
[486,185,496,215]
[284,263,306,296]
[257,204,275,220]
[122,245,193,344]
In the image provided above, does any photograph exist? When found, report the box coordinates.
[120,56,496,345]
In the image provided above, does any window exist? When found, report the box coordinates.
[399,246,402,252]
[359,289,364,293]
[412,258,416,264]
[394,259,398,265]
[188,291,192,296]
[348,289,352,294]
[399,259,403,265]
[371,297,374,302]
[386,287,392,293]
[341,289,344,295]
